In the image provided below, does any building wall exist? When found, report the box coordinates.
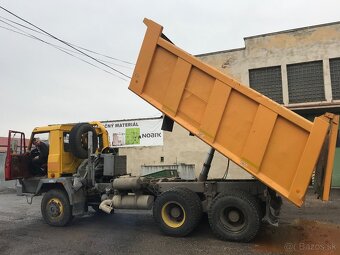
[198,22,340,106]
[196,22,340,182]
[120,122,252,179]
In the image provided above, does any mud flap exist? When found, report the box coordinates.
[313,114,339,200]
[71,188,87,216]
[263,188,282,226]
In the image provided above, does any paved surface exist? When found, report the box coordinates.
[0,188,339,255]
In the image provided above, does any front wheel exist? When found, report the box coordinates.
[41,189,73,226]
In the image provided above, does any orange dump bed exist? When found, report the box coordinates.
[129,19,339,206]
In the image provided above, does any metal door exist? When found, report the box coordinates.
[4,130,30,180]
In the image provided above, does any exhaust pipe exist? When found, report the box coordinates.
[99,200,114,214]
[99,194,154,214]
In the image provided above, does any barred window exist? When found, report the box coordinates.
[249,66,283,104]
[330,58,340,100]
[287,61,325,103]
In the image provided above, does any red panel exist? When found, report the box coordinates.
[4,130,27,180]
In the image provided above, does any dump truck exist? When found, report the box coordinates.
[4,18,339,242]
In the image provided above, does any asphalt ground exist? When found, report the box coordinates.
[0,188,339,255]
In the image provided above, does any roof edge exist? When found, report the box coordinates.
[244,21,340,40]
[196,47,245,57]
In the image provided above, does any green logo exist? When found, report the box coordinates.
[125,128,140,145]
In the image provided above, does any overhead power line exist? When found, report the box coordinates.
[0,24,128,80]
[71,44,135,65]
[0,18,133,70]
[0,5,132,79]
[0,18,130,79]
[0,15,135,66]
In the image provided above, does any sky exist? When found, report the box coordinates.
[0,0,340,137]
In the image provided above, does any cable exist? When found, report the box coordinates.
[0,5,131,79]
[69,44,135,65]
[0,24,128,81]
[0,15,135,66]
[0,18,133,70]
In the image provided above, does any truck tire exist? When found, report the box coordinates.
[41,189,73,226]
[208,190,261,242]
[153,187,202,237]
[70,123,98,159]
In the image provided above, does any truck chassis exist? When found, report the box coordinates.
[16,136,281,243]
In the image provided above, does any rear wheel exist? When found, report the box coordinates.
[208,190,261,242]
[41,189,73,226]
[153,187,202,237]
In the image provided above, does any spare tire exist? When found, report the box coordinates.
[69,123,98,159]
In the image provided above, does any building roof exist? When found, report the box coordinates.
[196,47,245,57]
[244,21,340,40]
[0,137,9,152]
[0,137,29,152]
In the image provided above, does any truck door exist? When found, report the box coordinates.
[4,130,30,180]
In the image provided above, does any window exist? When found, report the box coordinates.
[32,132,49,149]
[63,132,70,152]
[287,61,325,103]
[330,58,340,100]
[249,66,283,104]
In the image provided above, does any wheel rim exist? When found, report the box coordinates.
[161,201,186,228]
[220,206,246,232]
[47,198,64,219]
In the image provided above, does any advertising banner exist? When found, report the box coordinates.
[103,118,163,147]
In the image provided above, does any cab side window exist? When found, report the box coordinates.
[63,133,70,152]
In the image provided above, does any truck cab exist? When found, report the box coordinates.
[5,121,109,181]
[4,122,117,225]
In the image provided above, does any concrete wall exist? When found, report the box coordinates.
[119,122,252,179]
[198,22,340,106]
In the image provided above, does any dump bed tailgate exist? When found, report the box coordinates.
[129,19,339,207]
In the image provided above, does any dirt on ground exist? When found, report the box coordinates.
[254,189,340,255]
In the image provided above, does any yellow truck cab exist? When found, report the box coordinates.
[6,121,109,180]
[4,122,119,223]
[29,121,109,179]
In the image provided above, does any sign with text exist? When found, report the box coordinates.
[103,118,163,147]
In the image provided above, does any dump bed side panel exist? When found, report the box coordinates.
[129,19,334,206]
